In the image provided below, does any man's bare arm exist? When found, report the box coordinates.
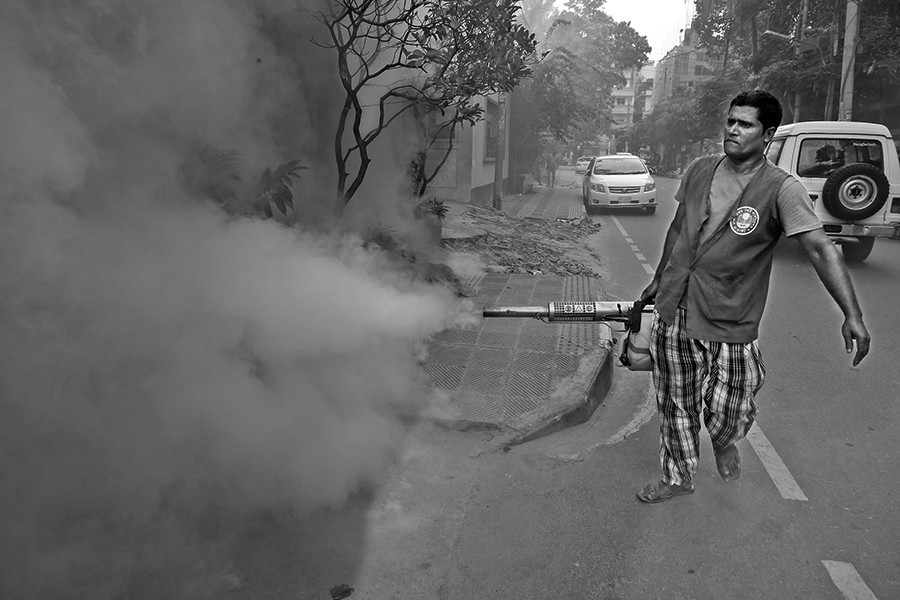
[794,228,871,366]
[640,203,685,303]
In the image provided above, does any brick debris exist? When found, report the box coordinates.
[441,205,604,278]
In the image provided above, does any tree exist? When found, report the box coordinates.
[638,80,726,170]
[407,0,540,198]
[692,0,822,118]
[546,2,650,144]
[518,0,559,43]
[849,0,900,123]
[316,0,537,215]
[691,0,900,125]
[508,0,650,174]
[508,47,592,179]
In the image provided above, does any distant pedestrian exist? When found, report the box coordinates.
[533,160,544,186]
[546,153,558,187]
[636,89,870,504]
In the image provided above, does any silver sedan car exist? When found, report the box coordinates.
[582,154,657,214]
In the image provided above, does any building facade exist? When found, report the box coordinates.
[425,93,510,206]
[650,29,717,109]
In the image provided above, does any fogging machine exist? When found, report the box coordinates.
[482,300,655,370]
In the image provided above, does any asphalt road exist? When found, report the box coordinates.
[226,170,899,599]
[502,168,900,600]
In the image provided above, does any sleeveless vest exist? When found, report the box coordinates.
[655,156,791,343]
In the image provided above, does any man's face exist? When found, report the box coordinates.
[723,105,774,161]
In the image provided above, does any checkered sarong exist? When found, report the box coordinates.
[650,309,766,486]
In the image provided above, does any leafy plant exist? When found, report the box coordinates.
[414,197,449,220]
[361,223,403,254]
[179,144,309,220]
[179,144,243,208]
[254,160,308,219]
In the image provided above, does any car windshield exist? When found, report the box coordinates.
[593,157,647,175]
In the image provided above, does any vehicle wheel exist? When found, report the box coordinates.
[841,237,875,263]
[645,206,656,215]
[821,163,889,220]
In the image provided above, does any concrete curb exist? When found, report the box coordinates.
[485,328,616,451]
[430,195,618,450]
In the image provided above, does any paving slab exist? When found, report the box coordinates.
[424,187,617,446]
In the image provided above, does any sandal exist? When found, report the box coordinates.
[714,443,741,482]
[636,480,695,504]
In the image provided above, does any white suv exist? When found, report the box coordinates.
[582,154,657,214]
[765,121,900,262]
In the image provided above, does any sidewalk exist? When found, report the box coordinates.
[423,185,616,447]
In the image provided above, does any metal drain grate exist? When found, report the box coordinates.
[510,350,556,372]
[427,343,474,365]
[458,367,509,396]
[556,276,602,354]
[505,371,551,399]
[557,323,600,354]
[502,395,541,419]
[423,364,466,391]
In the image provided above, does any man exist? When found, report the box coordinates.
[546,153,558,187]
[636,90,870,504]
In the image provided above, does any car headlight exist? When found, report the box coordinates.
[644,181,656,192]
[591,183,606,192]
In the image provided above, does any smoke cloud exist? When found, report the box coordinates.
[0,0,464,597]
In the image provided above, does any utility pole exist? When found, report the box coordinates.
[792,0,809,122]
[838,0,859,121]
[492,94,506,210]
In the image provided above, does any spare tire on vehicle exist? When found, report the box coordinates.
[821,163,889,220]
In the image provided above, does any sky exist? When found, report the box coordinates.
[600,0,697,61]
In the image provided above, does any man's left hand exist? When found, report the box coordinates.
[843,316,870,366]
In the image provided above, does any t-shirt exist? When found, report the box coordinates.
[674,157,822,243]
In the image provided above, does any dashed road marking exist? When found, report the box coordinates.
[746,425,809,501]
[611,215,629,236]
[821,561,880,600]
[612,216,656,276]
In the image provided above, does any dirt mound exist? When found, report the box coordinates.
[441,205,604,278]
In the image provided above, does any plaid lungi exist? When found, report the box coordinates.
[650,309,766,486]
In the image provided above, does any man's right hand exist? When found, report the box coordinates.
[640,279,659,305]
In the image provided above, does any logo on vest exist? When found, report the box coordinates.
[730,206,759,235]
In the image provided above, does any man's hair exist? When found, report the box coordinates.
[730,90,783,131]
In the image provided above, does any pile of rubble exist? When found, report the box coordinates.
[441,205,604,278]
